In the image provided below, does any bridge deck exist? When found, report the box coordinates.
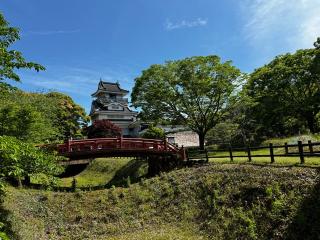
[57,137,186,161]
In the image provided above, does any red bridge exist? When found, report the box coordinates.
[57,137,187,166]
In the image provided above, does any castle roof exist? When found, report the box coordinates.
[91,80,129,96]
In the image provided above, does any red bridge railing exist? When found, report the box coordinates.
[57,137,186,160]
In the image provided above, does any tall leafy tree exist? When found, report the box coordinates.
[246,43,320,134]
[0,12,45,82]
[132,56,241,149]
[46,92,89,139]
[0,88,89,142]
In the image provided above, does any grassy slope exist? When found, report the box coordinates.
[58,158,148,187]
[3,164,320,240]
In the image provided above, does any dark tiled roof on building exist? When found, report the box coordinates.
[98,81,129,93]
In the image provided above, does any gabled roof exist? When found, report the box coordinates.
[92,80,129,96]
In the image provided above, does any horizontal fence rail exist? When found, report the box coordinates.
[187,140,320,164]
[55,137,187,160]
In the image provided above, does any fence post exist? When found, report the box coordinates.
[298,141,305,164]
[269,143,274,163]
[186,148,190,162]
[247,146,252,162]
[284,142,289,155]
[164,139,168,151]
[205,149,209,163]
[308,140,314,154]
[229,146,233,162]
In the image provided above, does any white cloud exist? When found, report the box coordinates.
[165,18,207,31]
[242,0,320,49]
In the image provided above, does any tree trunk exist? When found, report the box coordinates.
[23,175,31,186]
[306,114,316,133]
[17,177,22,188]
[198,132,205,150]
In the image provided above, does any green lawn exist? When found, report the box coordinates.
[208,155,320,166]
[206,146,320,165]
[203,135,320,166]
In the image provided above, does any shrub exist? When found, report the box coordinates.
[141,126,165,139]
[0,136,63,186]
[86,120,122,138]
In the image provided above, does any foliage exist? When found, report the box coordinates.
[86,119,121,139]
[132,55,242,149]
[0,87,89,143]
[0,12,45,82]
[0,103,56,143]
[222,94,264,146]
[245,46,320,135]
[0,231,9,240]
[206,121,239,146]
[0,136,63,186]
[140,125,165,139]
[1,164,318,239]
[45,92,89,139]
[314,37,320,49]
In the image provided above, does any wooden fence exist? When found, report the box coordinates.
[187,140,320,164]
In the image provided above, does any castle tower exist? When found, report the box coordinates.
[90,80,138,136]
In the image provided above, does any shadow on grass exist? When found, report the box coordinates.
[26,158,149,191]
[105,158,148,188]
[0,199,19,240]
[284,168,320,240]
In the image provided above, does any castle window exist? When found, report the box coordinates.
[109,94,116,101]
[111,105,121,110]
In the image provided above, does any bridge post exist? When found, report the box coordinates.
[67,139,71,152]
[181,145,186,160]
[119,136,123,149]
[164,139,168,151]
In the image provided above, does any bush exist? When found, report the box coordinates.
[0,136,63,186]
[0,231,9,240]
[141,126,165,139]
[86,120,122,138]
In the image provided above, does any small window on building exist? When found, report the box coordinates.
[167,137,175,144]
[111,105,120,110]
[109,94,116,101]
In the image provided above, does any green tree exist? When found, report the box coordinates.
[0,88,89,142]
[206,121,239,146]
[132,56,241,149]
[0,136,63,187]
[314,37,320,49]
[46,92,89,139]
[0,12,45,82]
[141,125,166,139]
[246,46,320,134]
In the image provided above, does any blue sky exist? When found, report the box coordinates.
[1,0,320,113]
